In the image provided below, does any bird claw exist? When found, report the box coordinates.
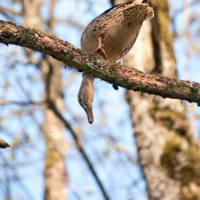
[94,48,107,60]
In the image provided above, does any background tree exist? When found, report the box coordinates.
[111,0,200,199]
[0,0,200,200]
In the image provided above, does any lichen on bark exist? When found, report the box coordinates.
[161,136,200,199]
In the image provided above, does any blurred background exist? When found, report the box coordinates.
[0,0,200,199]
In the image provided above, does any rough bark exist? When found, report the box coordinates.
[111,0,200,200]
[0,20,200,105]
[21,1,68,199]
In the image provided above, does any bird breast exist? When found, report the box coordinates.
[81,3,152,61]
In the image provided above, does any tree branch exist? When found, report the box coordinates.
[0,20,200,105]
[47,100,110,200]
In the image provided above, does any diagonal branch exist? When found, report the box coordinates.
[47,100,110,200]
[0,20,200,105]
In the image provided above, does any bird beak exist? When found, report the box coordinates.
[86,105,93,124]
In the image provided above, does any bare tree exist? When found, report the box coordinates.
[22,0,68,199]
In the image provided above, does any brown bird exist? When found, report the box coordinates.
[78,73,95,124]
[78,0,154,124]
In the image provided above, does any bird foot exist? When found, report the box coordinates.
[94,47,107,60]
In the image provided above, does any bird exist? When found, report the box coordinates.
[78,73,95,124]
[78,0,154,124]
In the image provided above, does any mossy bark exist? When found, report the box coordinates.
[111,0,200,199]
[1,20,200,105]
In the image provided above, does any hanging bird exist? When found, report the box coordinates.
[78,73,95,124]
[78,0,154,124]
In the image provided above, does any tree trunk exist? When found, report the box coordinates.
[22,0,67,199]
[111,0,200,199]
[43,56,67,200]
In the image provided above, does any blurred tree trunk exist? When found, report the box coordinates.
[22,0,67,199]
[111,0,200,199]
[43,56,67,200]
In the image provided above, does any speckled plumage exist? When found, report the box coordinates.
[78,0,154,124]
[81,0,154,61]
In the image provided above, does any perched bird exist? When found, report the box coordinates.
[78,0,154,124]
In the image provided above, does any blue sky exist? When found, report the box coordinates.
[0,0,200,200]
